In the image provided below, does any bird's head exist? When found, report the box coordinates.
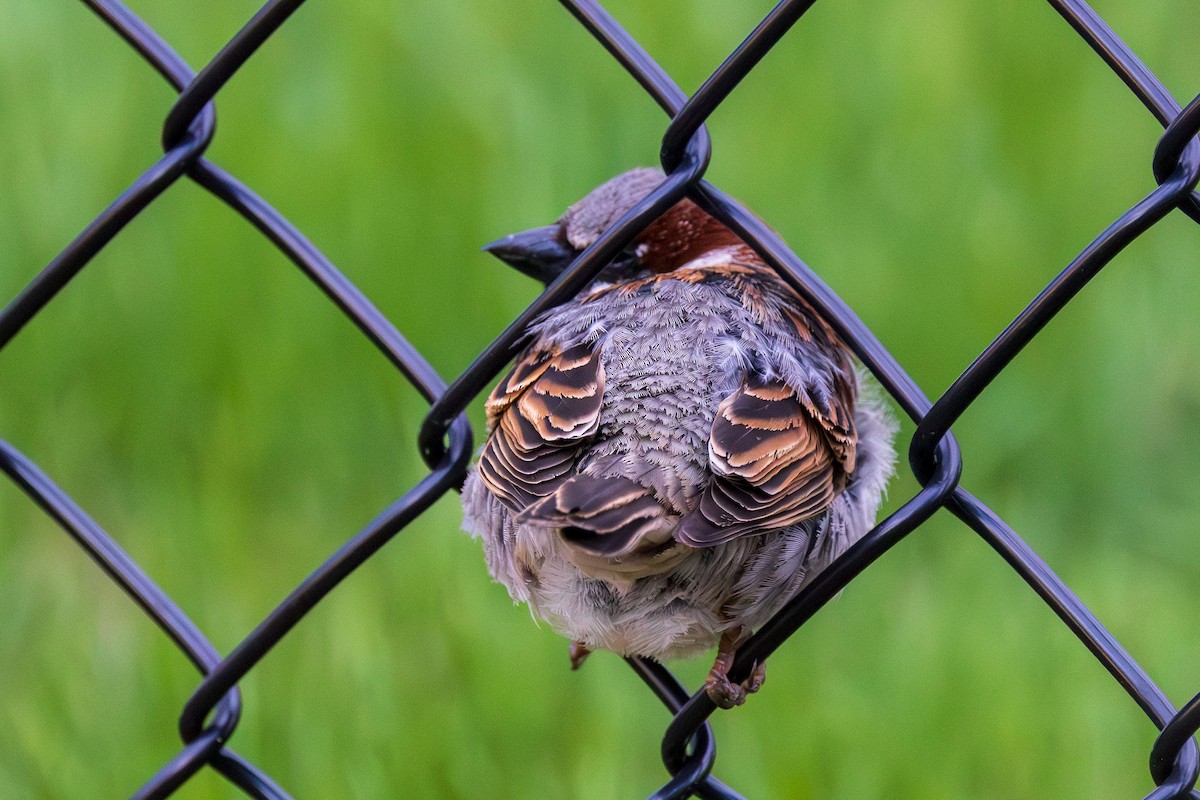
[483,167,746,286]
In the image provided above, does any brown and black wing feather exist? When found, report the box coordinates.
[479,341,673,556]
[676,371,857,547]
[477,343,605,511]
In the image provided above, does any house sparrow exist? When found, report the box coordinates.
[461,168,895,708]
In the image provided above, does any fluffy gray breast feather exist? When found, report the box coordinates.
[476,261,859,563]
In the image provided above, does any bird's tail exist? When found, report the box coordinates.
[514,474,675,558]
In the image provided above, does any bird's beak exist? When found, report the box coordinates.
[482,224,577,286]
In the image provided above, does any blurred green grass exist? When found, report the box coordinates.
[2,0,1199,797]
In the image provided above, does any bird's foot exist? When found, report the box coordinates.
[703,628,766,709]
[704,659,766,709]
[569,640,591,671]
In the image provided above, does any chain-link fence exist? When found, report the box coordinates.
[2,0,1199,798]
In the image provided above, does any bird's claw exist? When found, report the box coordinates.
[704,659,766,709]
[569,640,591,671]
[705,670,747,708]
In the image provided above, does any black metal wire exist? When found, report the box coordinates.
[2,0,1199,797]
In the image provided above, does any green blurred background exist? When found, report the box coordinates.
[2,0,1199,797]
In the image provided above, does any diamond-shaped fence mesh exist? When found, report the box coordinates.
[2,0,1199,798]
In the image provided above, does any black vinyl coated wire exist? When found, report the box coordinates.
[2,0,1199,797]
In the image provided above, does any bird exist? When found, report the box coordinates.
[461,167,895,708]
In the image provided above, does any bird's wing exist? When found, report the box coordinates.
[676,370,857,547]
[477,342,605,511]
[479,340,675,558]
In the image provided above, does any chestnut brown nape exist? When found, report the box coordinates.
[636,199,747,274]
[558,167,748,276]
